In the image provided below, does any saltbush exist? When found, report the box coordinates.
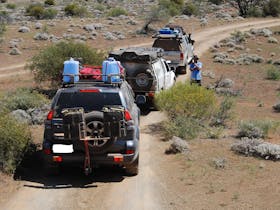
[107,7,127,17]
[1,88,49,111]
[238,120,279,139]
[0,113,32,173]
[27,41,106,87]
[64,3,87,17]
[266,66,280,80]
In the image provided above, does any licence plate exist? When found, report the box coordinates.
[52,144,74,154]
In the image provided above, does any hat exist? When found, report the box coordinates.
[193,55,199,60]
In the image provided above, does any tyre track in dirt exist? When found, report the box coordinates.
[2,18,280,210]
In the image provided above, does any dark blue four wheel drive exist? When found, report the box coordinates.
[42,79,140,176]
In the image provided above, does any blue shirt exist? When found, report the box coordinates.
[189,61,202,80]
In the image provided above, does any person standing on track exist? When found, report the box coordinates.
[189,55,202,86]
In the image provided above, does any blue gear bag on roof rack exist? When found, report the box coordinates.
[102,57,122,83]
[159,27,179,35]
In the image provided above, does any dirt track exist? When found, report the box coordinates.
[2,18,280,210]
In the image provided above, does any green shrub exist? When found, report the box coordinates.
[43,8,57,19]
[107,7,127,17]
[155,82,217,139]
[159,0,183,16]
[0,113,32,173]
[44,0,55,6]
[6,3,16,9]
[209,0,223,5]
[27,41,106,87]
[263,0,280,17]
[1,88,49,111]
[95,4,105,11]
[163,115,202,140]
[64,3,88,17]
[247,6,263,17]
[155,82,217,120]
[26,3,44,19]
[182,2,198,16]
[0,22,5,37]
[266,66,280,80]
[211,97,234,126]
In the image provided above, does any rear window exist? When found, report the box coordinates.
[54,92,122,117]
[152,39,180,51]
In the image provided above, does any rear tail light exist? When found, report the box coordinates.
[114,156,124,162]
[53,156,63,162]
[126,150,135,154]
[180,52,184,60]
[124,110,132,121]
[43,149,51,155]
[47,110,54,120]
[148,92,155,98]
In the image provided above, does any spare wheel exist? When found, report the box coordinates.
[129,68,154,91]
[85,111,115,153]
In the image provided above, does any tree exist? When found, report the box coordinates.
[27,41,106,87]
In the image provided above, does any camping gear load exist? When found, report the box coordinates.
[102,57,123,83]
[63,58,80,83]
[159,27,179,35]
[109,47,164,62]
[62,107,86,141]
[80,65,102,80]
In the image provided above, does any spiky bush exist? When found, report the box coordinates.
[27,41,106,87]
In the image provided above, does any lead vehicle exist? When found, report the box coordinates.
[152,26,194,74]
[109,47,176,109]
[42,79,140,176]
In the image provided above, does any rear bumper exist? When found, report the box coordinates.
[43,151,138,167]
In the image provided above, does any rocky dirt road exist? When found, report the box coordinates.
[2,18,280,210]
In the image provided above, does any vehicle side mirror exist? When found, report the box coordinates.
[170,66,176,72]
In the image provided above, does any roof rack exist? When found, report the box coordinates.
[62,73,124,88]
[152,27,183,39]
[109,47,164,62]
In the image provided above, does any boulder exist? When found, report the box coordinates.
[165,136,189,154]
[33,33,49,40]
[268,37,278,44]
[9,47,21,55]
[35,22,43,29]
[18,26,30,33]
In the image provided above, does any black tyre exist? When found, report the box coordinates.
[127,68,154,91]
[125,155,139,176]
[85,111,115,153]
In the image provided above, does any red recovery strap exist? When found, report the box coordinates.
[83,140,91,175]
